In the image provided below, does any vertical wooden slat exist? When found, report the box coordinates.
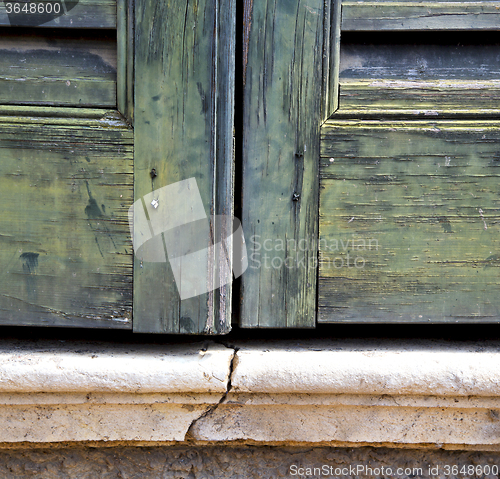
[331,0,341,116]
[133,0,235,334]
[117,0,134,124]
[214,0,236,332]
[240,0,325,328]
[322,0,341,121]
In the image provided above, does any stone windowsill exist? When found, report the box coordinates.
[0,339,499,449]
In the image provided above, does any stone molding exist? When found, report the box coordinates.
[230,340,500,396]
[0,342,233,393]
[0,339,499,449]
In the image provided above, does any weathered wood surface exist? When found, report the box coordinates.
[319,120,500,323]
[342,1,500,31]
[0,31,116,107]
[134,0,235,334]
[0,0,116,28]
[322,0,341,121]
[338,41,500,114]
[117,0,133,123]
[240,0,324,328]
[0,108,133,328]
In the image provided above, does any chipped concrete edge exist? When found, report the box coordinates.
[1,339,500,449]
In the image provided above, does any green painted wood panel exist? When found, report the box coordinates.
[338,40,500,115]
[342,1,500,31]
[133,0,235,334]
[322,0,341,121]
[0,30,116,107]
[319,120,500,323]
[117,0,133,124]
[0,108,133,328]
[240,0,325,328]
[0,0,116,28]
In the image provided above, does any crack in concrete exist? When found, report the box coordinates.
[184,342,238,441]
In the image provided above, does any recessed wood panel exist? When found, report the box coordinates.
[338,37,500,114]
[0,30,116,107]
[0,108,133,328]
[319,120,500,323]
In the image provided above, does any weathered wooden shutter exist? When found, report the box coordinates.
[0,0,134,328]
[0,0,235,334]
[6,0,494,332]
[319,3,500,323]
[240,0,500,327]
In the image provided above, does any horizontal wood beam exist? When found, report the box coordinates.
[342,1,500,31]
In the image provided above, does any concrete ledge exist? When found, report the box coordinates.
[0,342,233,393]
[231,340,500,396]
[0,339,499,448]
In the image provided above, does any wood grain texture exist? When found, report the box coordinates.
[134,0,235,334]
[117,0,133,124]
[338,42,500,114]
[0,0,116,28]
[0,108,133,328]
[322,0,341,121]
[319,120,500,323]
[0,31,116,107]
[240,0,324,328]
[342,1,500,31]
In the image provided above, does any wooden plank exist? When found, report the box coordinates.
[117,0,134,124]
[340,80,500,114]
[0,108,133,328]
[338,41,500,114]
[240,0,324,328]
[0,30,116,107]
[0,105,126,122]
[0,0,116,28]
[133,0,235,334]
[322,0,341,121]
[319,120,500,323]
[215,0,236,331]
[342,1,500,31]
